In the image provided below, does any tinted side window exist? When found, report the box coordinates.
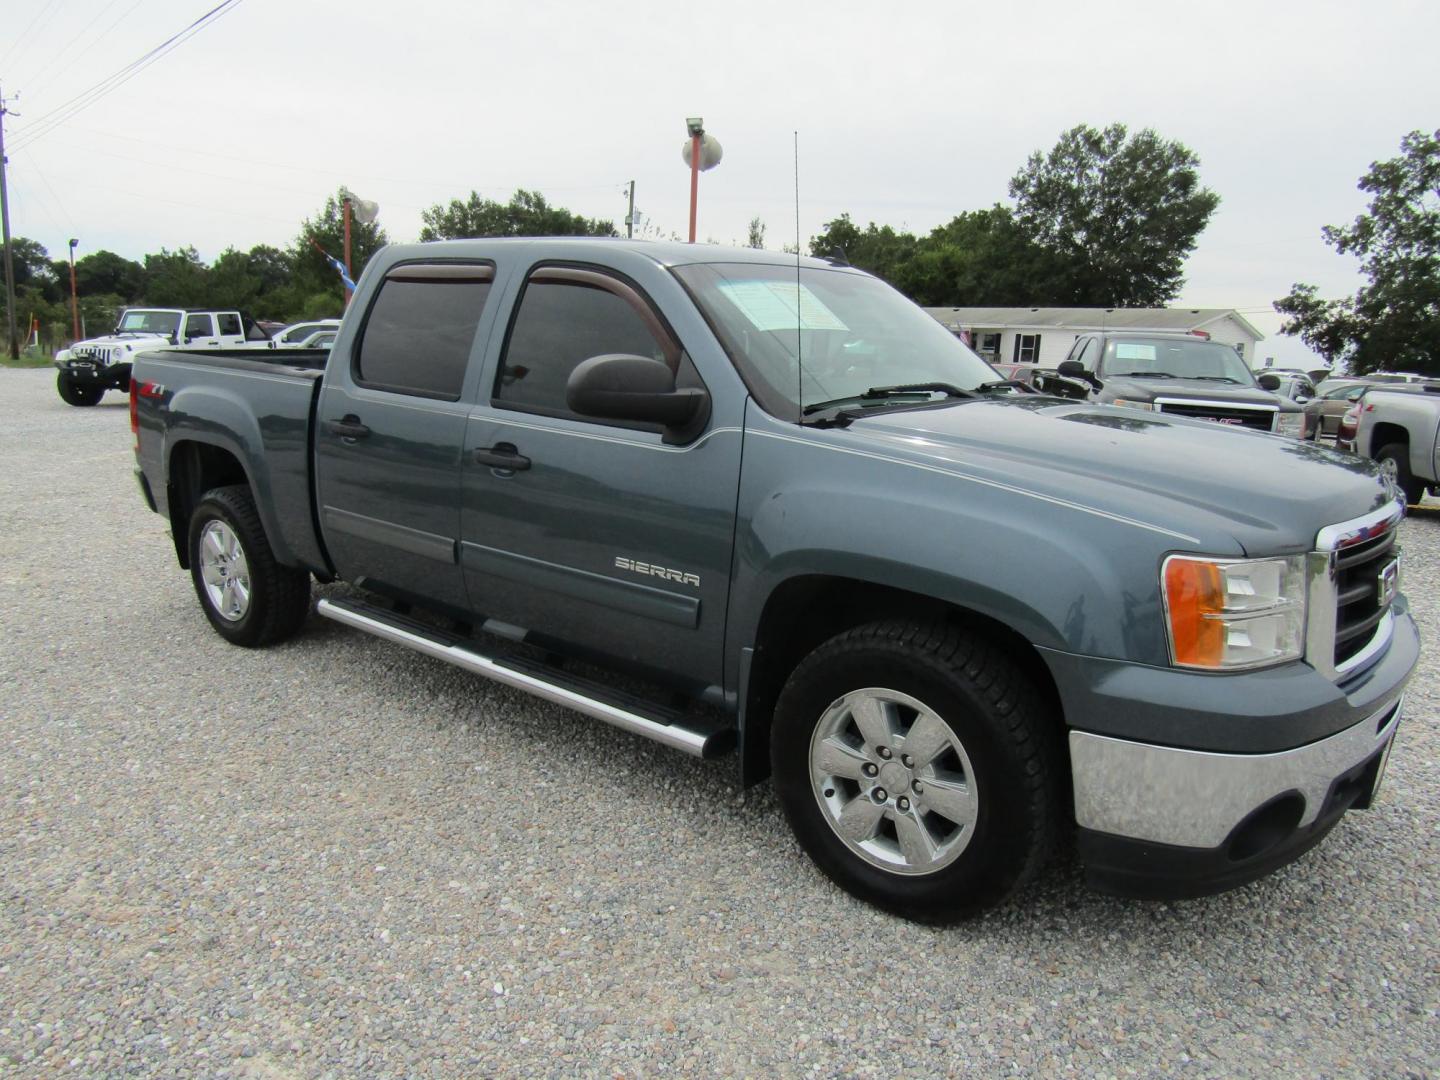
[356,279,492,399]
[497,280,669,414]
[216,313,241,336]
[185,314,213,338]
[1078,337,1101,369]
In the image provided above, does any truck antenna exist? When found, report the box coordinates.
[794,130,802,423]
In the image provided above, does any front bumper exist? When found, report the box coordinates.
[56,356,128,385]
[1072,695,1401,898]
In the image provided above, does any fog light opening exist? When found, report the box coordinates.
[1227,793,1305,862]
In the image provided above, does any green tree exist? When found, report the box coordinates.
[1275,129,1440,375]
[72,250,144,302]
[1008,122,1220,306]
[808,214,919,287]
[418,188,617,241]
[142,247,210,307]
[746,216,766,249]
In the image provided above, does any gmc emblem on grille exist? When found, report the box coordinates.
[1378,558,1400,606]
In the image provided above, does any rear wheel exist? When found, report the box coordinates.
[187,485,311,647]
[56,374,104,407]
[1377,443,1425,505]
[771,620,1059,922]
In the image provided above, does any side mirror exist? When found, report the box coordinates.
[1257,373,1282,392]
[566,354,709,442]
[1057,359,1103,391]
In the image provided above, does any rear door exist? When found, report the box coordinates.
[315,261,497,610]
[458,263,742,687]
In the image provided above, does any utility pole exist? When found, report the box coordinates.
[626,180,635,239]
[0,87,19,360]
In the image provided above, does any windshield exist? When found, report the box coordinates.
[116,309,182,337]
[673,262,997,417]
[1096,337,1257,384]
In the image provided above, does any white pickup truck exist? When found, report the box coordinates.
[1349,384,1440,503]
[53,307,265,406]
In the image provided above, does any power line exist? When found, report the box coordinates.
[0,0,66,74]
[23,0,140,101]
[11,0,243,152]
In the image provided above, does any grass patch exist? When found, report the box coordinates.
[1,347,55,369]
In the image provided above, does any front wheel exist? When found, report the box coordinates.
[771,621,1060,922]
[1376,443,1425,505]
[187,485,311,647]
[56,374,104,407]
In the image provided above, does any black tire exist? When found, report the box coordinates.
[56,374,104,407]
[187,485,311,647]
[771,620,1060,922]
[1376,443,1425,505]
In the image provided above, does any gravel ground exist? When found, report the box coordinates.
[1,365,1437,1078]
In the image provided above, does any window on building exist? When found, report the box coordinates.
[978,332,1000,355]
[496,269,676,418]
[354,265,494,400]
[1013,334,1041,363]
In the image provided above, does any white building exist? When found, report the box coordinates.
[923,307,1264,367]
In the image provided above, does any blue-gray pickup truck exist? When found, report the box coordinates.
[131,239,1418,921]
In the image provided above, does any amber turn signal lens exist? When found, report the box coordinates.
[1164,558,1225,667]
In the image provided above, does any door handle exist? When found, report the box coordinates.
[474,443,531,471]
[324,416,371,440]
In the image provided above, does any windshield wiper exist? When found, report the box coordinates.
[1191,375,1244,383]
[975,379,1039,394]
[1114,371,1177,379]
[802,382,973,416]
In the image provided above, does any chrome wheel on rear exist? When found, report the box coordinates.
[809,687,979,876]
[198,520,251,621]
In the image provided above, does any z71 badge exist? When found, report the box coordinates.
[614,557,700,588]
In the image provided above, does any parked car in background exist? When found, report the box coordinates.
[1347,384,1440,503]
[1305,380,1372,440]
[53,307,266,406]
[1270,371,1317,402]
[1057,332,1305,436]
[270,319,343,347]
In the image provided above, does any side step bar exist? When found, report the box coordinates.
[316,596,732,759]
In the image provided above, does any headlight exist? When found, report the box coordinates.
[1162,555,1306,670]
[1274,412,1304,437]
[1110,399,1154,411]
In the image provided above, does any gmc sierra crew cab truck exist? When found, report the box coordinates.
[131,239,1418,922]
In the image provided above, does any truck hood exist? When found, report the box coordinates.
[1098,376,1298,411]
[74,332,171,349]
[832,396,1395,555]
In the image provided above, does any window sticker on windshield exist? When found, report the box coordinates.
[716,281,850,332]
[1114,343,1157,361]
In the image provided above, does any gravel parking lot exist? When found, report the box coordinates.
[1,366,1437,1078]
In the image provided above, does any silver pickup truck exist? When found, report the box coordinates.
[131,238,1419,921]
[1349,385,1440,503]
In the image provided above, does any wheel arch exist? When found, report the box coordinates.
[737,573,1066,787]
[166,439,259,569]
[1370,422,1410,460]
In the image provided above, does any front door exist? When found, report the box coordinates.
[315,262,497,611]
[459,265,742,689]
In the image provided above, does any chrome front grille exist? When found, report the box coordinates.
[1153,398,1278,431]
[1306,502,1404,680]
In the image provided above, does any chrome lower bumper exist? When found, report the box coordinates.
[1070,696,1402,849]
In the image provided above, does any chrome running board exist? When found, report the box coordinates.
[316,596,732,759]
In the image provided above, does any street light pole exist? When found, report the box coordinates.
[688,128,701,243]
[626,180,635,239]
[342,196,353,308]
[68,239,80,342]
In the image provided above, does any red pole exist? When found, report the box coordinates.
[343,197,353,308]
[68,250,80,341]
[688,133,700,243]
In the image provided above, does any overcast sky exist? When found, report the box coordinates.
[3,0,1436,367]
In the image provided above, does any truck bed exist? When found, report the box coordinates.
[132,347,331,574]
